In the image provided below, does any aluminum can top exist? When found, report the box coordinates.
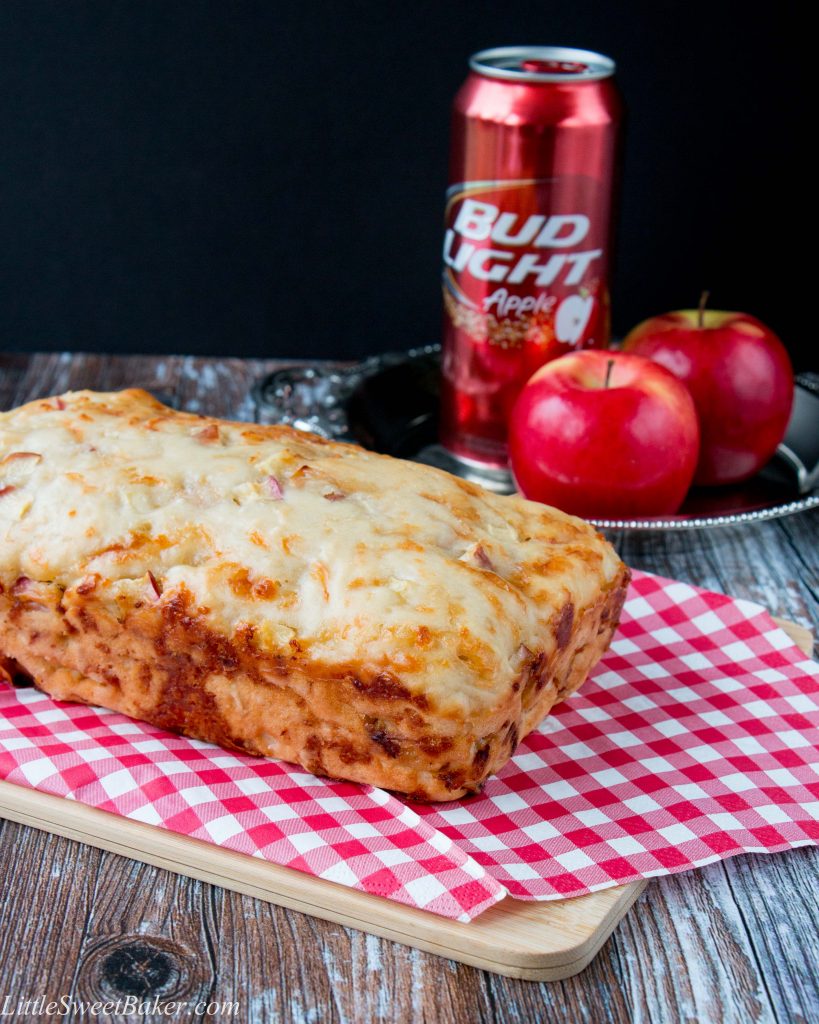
[469,46,615,84]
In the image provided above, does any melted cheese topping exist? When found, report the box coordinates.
[0,390,622,714]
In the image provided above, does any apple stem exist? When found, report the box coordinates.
[698,290,710,329]
[604,358,615,389]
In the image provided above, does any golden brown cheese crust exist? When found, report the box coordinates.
[0,389,629,800]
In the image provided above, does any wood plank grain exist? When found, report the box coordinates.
[613,516,818,639]
[0,821,102,1002]
[0,352,32,410]
[66,856,220,1022]
[1,352,818,1024]
[608,865,781,1024]
[719,845,819,1024]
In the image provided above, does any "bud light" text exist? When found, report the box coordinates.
[443,198,602,289]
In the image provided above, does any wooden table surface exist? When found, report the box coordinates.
[1,351,817,1024]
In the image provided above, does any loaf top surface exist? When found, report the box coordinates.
[0,389,624,716]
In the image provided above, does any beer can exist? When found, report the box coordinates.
[440,46,623,471]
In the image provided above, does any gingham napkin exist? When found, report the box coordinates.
[1,571,817,922]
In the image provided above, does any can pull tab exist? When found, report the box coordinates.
[520,58,589,75]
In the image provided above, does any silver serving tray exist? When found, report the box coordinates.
[253,348,819,532]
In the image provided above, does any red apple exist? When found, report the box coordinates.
[623,299,793,485]
[509,350,700,519]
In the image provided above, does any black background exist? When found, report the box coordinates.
[0,2,810,366]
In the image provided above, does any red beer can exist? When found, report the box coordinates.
[440,46,622,472]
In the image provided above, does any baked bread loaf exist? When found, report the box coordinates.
[0,389,629,801]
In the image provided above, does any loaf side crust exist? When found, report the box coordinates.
[0,566,628,800]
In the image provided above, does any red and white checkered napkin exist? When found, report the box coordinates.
[1,570,818,922]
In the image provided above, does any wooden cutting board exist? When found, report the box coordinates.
[0,616,811,982]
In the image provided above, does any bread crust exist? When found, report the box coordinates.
[0,566,627,800]
[0,390,629,800]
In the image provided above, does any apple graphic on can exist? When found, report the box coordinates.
[555,293,595,346]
